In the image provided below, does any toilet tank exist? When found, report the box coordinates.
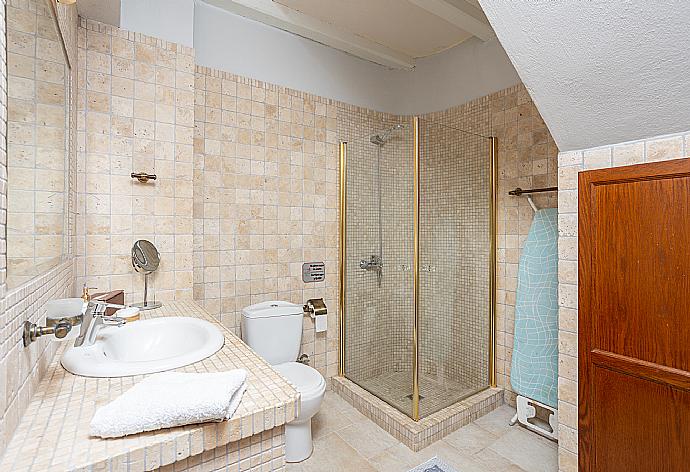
[241,301,304,365]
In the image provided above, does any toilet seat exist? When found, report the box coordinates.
[274,362,325,398]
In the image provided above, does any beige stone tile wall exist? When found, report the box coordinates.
[491,84,559,403]
[0,0,78,456]
[556,130,690,472]
[0,261,74,455]
[73,23,557,412]
[75,18,195,304]
[193,66,340,382]
[0,0,8,303]
[6,0,68,285]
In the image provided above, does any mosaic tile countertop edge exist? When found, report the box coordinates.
[0,301,300,472]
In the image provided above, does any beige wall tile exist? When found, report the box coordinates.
[646,135,683,162]
[612,141,644,166]
[1,0,79,455]
[77,18,195,305]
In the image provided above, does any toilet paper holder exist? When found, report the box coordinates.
[304,298,327,317]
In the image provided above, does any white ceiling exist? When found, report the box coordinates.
[74,0,494,70]
[274,0,477,58]
[204,0,493,69]
[479,0,690,151]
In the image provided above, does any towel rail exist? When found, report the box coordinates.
[508,186,558,196]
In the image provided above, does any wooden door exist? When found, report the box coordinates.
[579,158,690,472]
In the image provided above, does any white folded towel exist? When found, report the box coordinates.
[90,369,248,438]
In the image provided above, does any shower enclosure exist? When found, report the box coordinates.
[339,117,496,421]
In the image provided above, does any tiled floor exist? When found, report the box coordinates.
[287,391,558,472]
[355,371,478,417]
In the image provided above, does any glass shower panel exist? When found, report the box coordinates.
[343,123,415,417]
[418,119,491,417]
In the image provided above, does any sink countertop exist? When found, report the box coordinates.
[0,301,300,472]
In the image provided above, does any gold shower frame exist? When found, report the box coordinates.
[338,122,497,421]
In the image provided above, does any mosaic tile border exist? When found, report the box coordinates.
[332,376,503,451]
[152,426,286,472]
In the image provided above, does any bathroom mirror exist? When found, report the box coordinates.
[131,240,162,310]
[132,240,161,274]
[6,0,71,288]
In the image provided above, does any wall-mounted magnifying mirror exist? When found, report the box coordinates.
[131,240,162,310]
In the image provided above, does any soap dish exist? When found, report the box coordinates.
[115,307,141,323]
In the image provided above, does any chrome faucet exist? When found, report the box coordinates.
[74,300,127,347]
[359,255,383,287]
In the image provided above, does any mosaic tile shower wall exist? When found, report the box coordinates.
[333,83,558,423]
[424,84,559,404]
[332,85,558,444]
[336,110,414,394]
[418,119,491,416]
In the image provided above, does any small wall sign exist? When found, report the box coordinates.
[302,262,325,283]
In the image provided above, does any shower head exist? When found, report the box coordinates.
[370,123,406,146]
[370,134,386,146]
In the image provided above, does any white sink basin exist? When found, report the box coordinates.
[61,317,225,378]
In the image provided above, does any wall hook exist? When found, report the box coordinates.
[131,172,157,183]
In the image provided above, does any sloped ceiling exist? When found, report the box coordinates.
[479,0,690,151]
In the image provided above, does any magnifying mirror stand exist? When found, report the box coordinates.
[131,239,162,310]
[131,272,162,310]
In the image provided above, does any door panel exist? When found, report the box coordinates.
[592,366,690,472]
[579,158,690,471]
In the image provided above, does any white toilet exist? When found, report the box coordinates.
[241,301,326,462]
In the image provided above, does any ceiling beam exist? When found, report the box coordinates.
[76,0,122,27]
[202,0,415,69]
[407,0,494,42]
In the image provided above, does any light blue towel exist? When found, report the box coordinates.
[510,207,559,408]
